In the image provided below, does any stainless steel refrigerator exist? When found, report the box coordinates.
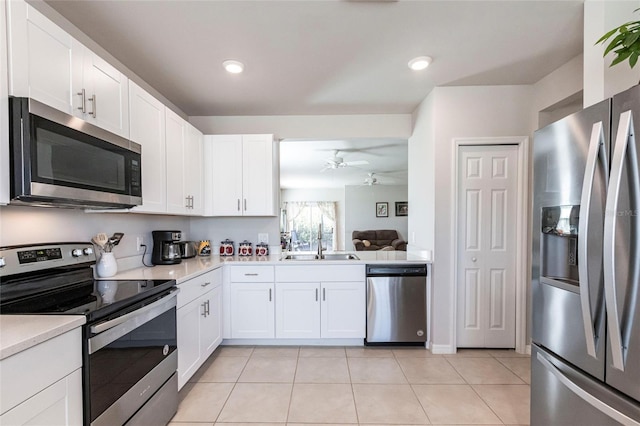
[532,84,640,425]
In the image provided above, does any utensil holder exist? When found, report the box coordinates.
[97,252,118,278]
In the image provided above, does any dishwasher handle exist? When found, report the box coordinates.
[366,264,427,277]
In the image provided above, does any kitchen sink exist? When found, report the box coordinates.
[282,253,359,261]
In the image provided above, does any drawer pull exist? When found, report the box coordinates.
[245,273,259,276]
[201,281,211,287]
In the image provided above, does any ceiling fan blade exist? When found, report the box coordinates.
[344,160,369,166]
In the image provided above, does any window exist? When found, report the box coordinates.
[283,202,336,252]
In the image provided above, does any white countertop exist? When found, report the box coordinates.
[110,250,431,283]
[0,250,430,360]
[0,315,86,360]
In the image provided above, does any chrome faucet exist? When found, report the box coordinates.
[317,223,324,258]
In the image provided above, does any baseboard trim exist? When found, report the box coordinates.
[525,344,532,355]
[221,338,365,346]
[430,344,456,354]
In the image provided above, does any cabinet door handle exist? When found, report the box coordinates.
[88,94,96,118]
[201,301,207,317]
[315,288,318,302]
[206,300,210,316]
[77,89,86,113]
[201,281,211,287]
[185,196,190,208]
[269,288,272,301]
[244,199,247,211]
[237,199,241,211]
[323,288,326,301]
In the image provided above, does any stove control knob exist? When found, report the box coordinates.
[83,247,94,256]
[71,249,83,257]
[0,257,5,268]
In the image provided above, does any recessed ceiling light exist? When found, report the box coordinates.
[408,56,432,71]
[223,60,244,74]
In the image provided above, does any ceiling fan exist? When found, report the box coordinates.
[321,150,369,172]
[363,172,379,186]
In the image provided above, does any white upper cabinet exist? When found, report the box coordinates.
[205,134,277,216]
[1,0,10,205]
[185,123,204,215]
[7,1,74,114]
[72,40,129,138]
[165,108,186,215]
[7,0,129,138]
[129,81,167,213]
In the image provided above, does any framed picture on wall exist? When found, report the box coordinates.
[376,202,388,217]
[395,202,408,216]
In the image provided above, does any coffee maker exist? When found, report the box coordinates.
[152,230,183,265]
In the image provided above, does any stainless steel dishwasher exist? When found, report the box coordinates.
[366,264,428,345]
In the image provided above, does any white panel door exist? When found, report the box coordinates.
[129,81,166,213]
[207,135,243,216]
[83,49,129,138]
[202,286,222,358]
[456,145,518,348]
[177,297,202,389]
[7,1,74,114]
[0,369,82,426]
[230,282,275,338]
[185,123,204,215]
[242,134,274,216]
[321,282,366,338]
[275,282,320,338]
[165,109,186,214]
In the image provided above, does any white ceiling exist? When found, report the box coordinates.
[43,0,584,190]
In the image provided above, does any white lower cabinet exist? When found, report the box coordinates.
[275,280,365,339]
[0,369,82,426]
[230,282,275,338]
[177,268,223,389]
[228,266,275,339]
[275,282,321,338]
[320,281,366,338]
[0,327,83,425]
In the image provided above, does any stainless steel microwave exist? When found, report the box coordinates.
[8,97,142,209]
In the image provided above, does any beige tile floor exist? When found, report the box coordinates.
[170,346,531,426]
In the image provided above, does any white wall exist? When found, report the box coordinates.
[584,1,640,107]
[0,206,190,267]
[344,184,408,250]
[410,85,535,352]
[190,114,412,140]
[408,92,436,252]
[280,188,346,250]
[188,216,280,254]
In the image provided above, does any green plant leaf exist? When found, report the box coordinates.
[597,27,621,44]
[630,52,639,68]
[611,49,633,66]
[623,31,640,47]
[604,33,627,56]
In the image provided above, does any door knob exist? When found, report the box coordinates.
[472,257,477,262]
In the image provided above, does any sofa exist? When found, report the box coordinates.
[352,230,407,251]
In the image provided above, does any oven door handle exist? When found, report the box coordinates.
[88,289,178,354]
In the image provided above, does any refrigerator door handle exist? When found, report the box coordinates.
[537,351,640,426]
[578,121,608,358]
[604,110,638,371]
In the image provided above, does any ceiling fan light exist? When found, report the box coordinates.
[223,60,244,74]
[408,56,432,71]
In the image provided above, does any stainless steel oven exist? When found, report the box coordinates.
[0,243,178,426]
[8,97,142,209]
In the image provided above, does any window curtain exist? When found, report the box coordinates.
[317,201,337,251]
